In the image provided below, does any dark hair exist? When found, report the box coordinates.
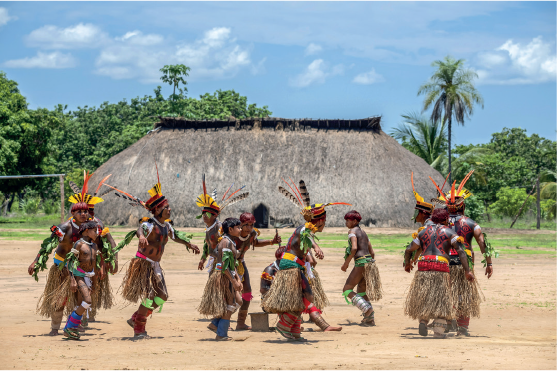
[240,212,256,224]
[78,221,98,235]
[222,217,241,234]
[344,210,362,222]
[71,202,89,213]
[431,208,449,224]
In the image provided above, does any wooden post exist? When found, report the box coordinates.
[536,175,541,229]
[60,174,65,223]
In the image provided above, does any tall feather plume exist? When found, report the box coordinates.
[281,178,303,206]
[225,185,246,201]
[299,180,311,207]
[289,176,303,202]
[103,184,145,209]
[82,171,92,198]
[457,170,475,195]
[93,174,112,196]
[98,187,115,197]
[429,176,447,202]
[450,181,457,203]
[69,181,81,194]
[439,172,451,193]
[202,174,207,196]
[154,158,160,185]
[221,192,249,210]
[222,183,234,201]
[278,186,302,208]
[411,172,416,193]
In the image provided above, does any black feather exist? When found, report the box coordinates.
[299,180,311,207]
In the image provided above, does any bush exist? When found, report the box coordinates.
[464,195,484,222]
[540,199,556,220]
[42,199,60,215]
[20,197,41,215]
[489,187,534,218]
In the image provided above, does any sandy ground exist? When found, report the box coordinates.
[1,229,555,370]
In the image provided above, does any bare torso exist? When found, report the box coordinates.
[138,219,169,262]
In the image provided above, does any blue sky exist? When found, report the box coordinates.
[1,2,555,145]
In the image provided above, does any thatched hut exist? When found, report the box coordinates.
[89,116,444,228]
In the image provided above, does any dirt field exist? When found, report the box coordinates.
[1,228,555,370]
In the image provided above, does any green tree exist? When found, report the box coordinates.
[489,187,535,218]
[0,71,63,212]
[389,112,447,170]
[160,64,191,102]
[418,56,484,183]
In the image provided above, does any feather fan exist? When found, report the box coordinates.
[69,181,81,194]
[221,192,249,210]
[278,186,301,208]
[299,180,311,207]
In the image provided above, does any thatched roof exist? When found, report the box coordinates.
[90,116,444,228]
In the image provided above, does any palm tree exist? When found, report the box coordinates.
[389,112,447,171]
[418,56,484,183]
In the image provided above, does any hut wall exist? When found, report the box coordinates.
[90,119,444,228]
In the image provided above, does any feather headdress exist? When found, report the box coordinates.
[68,171,109,208]
[104,159,168,213]
[277,177,351,222]
[411,172,434,215]
[196,174,249,218]
[429,170,474,212]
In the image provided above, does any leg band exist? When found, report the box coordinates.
[343,290,365,305]
[64,311,82,330]
[351,295,372,314]
[154,296,166,313]
[134,314,147,335]
[226,305,238,313]
[80,301,91,310]
[142,298,154,310]
[312,312,330,331]
[303,297,322,314]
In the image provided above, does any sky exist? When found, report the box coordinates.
[1,1,555,145]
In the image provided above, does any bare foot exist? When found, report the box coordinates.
[235,324,251,331]
[324,325,343,331]
[48,329,59,336]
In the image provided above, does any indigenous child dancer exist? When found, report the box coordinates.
[260,246,287,301]
[57,221,101,340]
[403,208,475,338]
[232,212,281,330]
[262,178,349,340]
[68,172,117,325]
[341,210,382,326]
[198,218,244,341]
[103,163,200,338]
[432,170,493,336]
[30,175,107,336]
[196,176,248,274]
[194,176,249,332]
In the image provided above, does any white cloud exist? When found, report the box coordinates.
[95,27,255,83]
[4,51,77,69]
[289,59,344,88]
[305,43,322,56]
[0,7,15,27]
[116,30,163,46]
[475,36,556,85]
[26,23,108,49]
[352,68,385,85]
[251,57,267,75]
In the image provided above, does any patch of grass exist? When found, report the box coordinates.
[482,216,556,230]
[0,214,61,229]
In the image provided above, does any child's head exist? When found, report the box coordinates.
[222,217,242,237]
[239,212,256,233]
[344,210,362,228]
[78,220,99,240]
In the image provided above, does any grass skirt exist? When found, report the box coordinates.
[91,270,114,317]
[450,265,484,318]
[36,264,68,317]
[364,261,383,302]
[120,258,158,304]
[261,268,305,314]
[197,272,233,317]
[404,270,455,320]
[309,269,329,310]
